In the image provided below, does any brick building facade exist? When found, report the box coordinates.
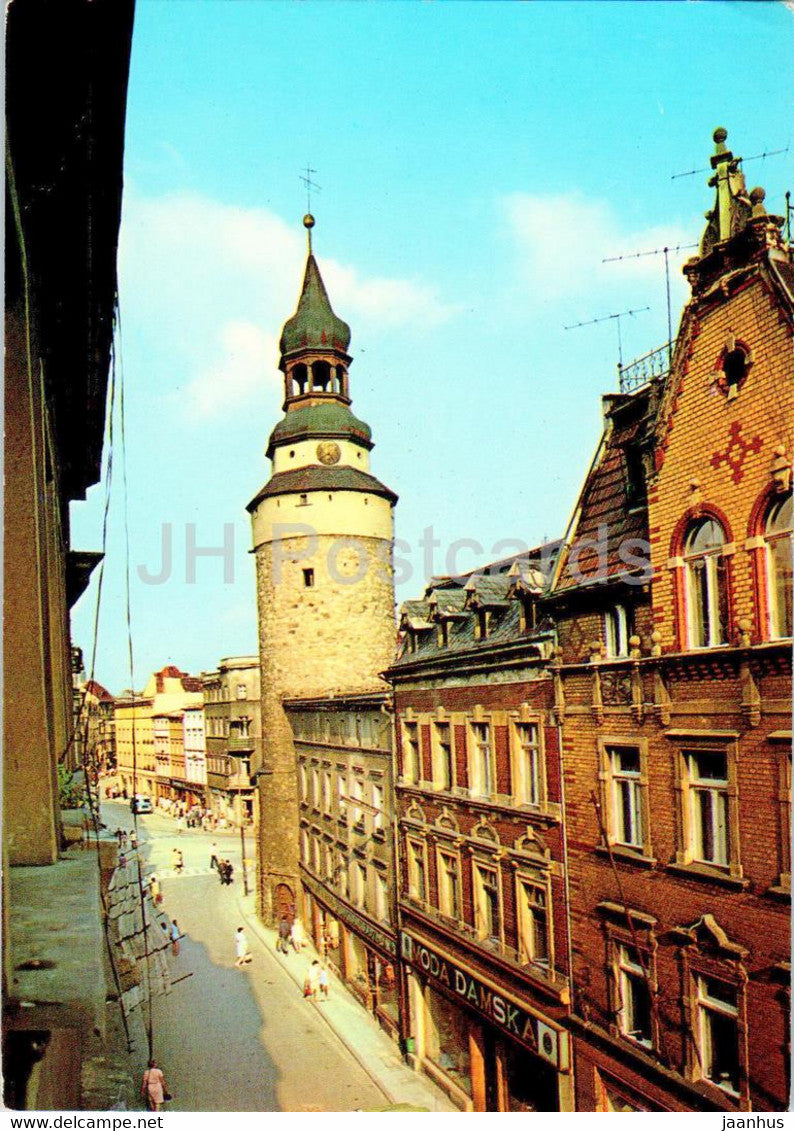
[549,128,792,1113]
[386,128,791,1112]
[387,548,577,1112]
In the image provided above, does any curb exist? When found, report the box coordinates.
[233,888,400,1107]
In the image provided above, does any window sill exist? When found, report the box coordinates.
[595,844,657,869]
[666,861,748,890]
[765,883,791,903]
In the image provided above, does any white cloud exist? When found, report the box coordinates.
[118,191,455,425]
[183,320,281,421]
[502,191,694,301]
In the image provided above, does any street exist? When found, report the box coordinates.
[103,800,388,1112]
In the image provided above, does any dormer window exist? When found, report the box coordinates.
[624,445,646,510]
[605,605,630,658]
[519,594,537,634]
[437,620,449,648]
[475,609,490,641]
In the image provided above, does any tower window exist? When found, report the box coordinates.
[303,568,315,588]
[298,493,310,507]
[292,363,309,396]
[311,360,331,391]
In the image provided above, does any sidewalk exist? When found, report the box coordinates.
[234,889,455,1112]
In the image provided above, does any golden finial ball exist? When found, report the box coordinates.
[303,213,315,229]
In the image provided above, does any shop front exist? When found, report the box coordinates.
[401,931,572,1112]
[300,871,399,1038]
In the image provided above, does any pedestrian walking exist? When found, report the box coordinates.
[130,832,138,851]
[171,848,184,873]
[277,916,291,955]
[169,919,180,957]
[224,859,234,885]
[318,965,329,1000]
[141,1059,169,1112]
[234,926,252,968]
[290,917,305,952]
[303,959,321,999]
[209,842,219,870]
[176,814,185,835]
[148,874,162,906]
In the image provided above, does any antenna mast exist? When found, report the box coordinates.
[602,244,696,368]
[564,306,649,372]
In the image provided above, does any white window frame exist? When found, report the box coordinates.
[695,975,741,1096]
[337,771,348,823]
[684,520,728,649]
[406,837,427,903]
[431,721,454,792]
[765,494,793,640]
[351,775,365,830]
[516,874,552,971]
[372,781,384,831]
[436,847,462,920]
[616,943,653,1049]
[605,604,629,658]
[599,739,651,857]
[469,720,494,799]
[687,749,730,868]
[674,741,741,878]
[374,870,389,923]
[322,770,332,813]
[510,719,543,808]
[402,721,421,785]
[473,860,502,945]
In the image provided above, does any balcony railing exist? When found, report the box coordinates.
[618,340,673,394]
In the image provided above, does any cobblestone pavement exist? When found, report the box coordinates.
[104,800,388,1111]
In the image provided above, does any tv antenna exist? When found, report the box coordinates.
[602,244,696,367]
[564,306,649,370]
[671,145,789,181]
[299,165,321,213]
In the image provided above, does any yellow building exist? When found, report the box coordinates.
[115,665,202,799]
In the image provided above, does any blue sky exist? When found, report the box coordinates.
[70,0,794,694]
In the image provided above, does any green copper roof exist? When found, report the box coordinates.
[266,402,372,459]
[279,254,351,357]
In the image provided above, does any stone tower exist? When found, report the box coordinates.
[248,215,397,923]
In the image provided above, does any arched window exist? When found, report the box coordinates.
[765,493,793,639]
[291,363,308,396]
[685,518,728,649]
[311,360,331,391]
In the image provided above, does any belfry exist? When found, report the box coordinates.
[248,215,397,923]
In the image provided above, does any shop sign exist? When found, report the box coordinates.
[301,869,396,956]
[401,932,567,1070]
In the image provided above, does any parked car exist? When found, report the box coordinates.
[131,794,152,814]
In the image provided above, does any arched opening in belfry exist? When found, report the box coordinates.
[292,363,308,396]
[311,360,331,391]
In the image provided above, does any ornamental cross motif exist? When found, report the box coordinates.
[710,421,763,484]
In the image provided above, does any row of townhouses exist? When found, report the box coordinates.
[248,130,792,1112]
[112,658,261,825]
